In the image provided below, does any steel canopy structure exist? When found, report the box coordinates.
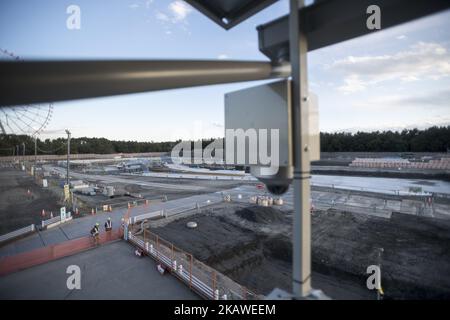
[257,0,450,61]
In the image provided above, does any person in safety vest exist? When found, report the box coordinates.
[105,217,112,231]
[91,223,100,245]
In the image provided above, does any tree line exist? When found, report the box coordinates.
[0,126,448,156]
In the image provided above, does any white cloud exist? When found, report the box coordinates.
[329,42,450,94]
[396,35,407,40]
[168,1,192,22]
[156,11,170,22]
[217,54,229,60]
[145,0,154,8]
[337,74,366,93]
[351,89,450,110]
[129,3,139,9]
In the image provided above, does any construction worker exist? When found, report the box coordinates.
[104,217,112,232]
[90,223,100,245]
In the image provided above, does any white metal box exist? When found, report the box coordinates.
[224,79,319,169]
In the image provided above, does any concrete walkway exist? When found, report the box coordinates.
[0,240,199,299]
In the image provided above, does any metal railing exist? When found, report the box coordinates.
[131,210,164,224]
[0,224,35,244]
[128,230,260,300]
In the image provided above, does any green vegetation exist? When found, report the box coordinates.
[0,126,448,156]
[320,126,450,152]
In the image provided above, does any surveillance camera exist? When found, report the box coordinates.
[251,166,292,196]
[266,183,290,195]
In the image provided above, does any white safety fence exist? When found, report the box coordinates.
[140,171,257,181]
[0,224,35,244]
[41,212,72,229]
[310,182,433,197]
[131,198,222,223]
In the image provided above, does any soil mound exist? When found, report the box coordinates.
[235,206,285,224]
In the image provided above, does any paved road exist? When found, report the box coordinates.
[46,165,206,191]
[0,190,227,258]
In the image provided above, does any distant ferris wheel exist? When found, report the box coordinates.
[0,48,53,136]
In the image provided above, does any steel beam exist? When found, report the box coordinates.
[289,0,312,298]
[258,0,450,61]
[0,60,290,106]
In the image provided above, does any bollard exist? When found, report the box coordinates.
[222,294,228,300]
[150,244,154,254]
[50,212,53,218]
[172,260,177,271]
[91,208,95,215]
[145,242,149,252]
[214,289,219,300]
[41,209,45,218]
[178,264,183,275]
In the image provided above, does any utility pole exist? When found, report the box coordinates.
[34,136,37,164]
[65,129,71,186]
[290,0,312,298]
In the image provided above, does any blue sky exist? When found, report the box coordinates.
[0,0,449,141]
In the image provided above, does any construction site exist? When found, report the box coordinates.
[0,151,449,299]
[0,0,450,305]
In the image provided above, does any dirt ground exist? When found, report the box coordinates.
[0,167,61,234]
[150,202,450,299]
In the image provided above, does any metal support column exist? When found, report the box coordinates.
[34,137,37,170]
[65,129,71,186]
[290,0,311,298]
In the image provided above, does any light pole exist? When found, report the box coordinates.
[65,129,71,186]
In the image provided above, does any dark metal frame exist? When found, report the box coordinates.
[185,0,279,29]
